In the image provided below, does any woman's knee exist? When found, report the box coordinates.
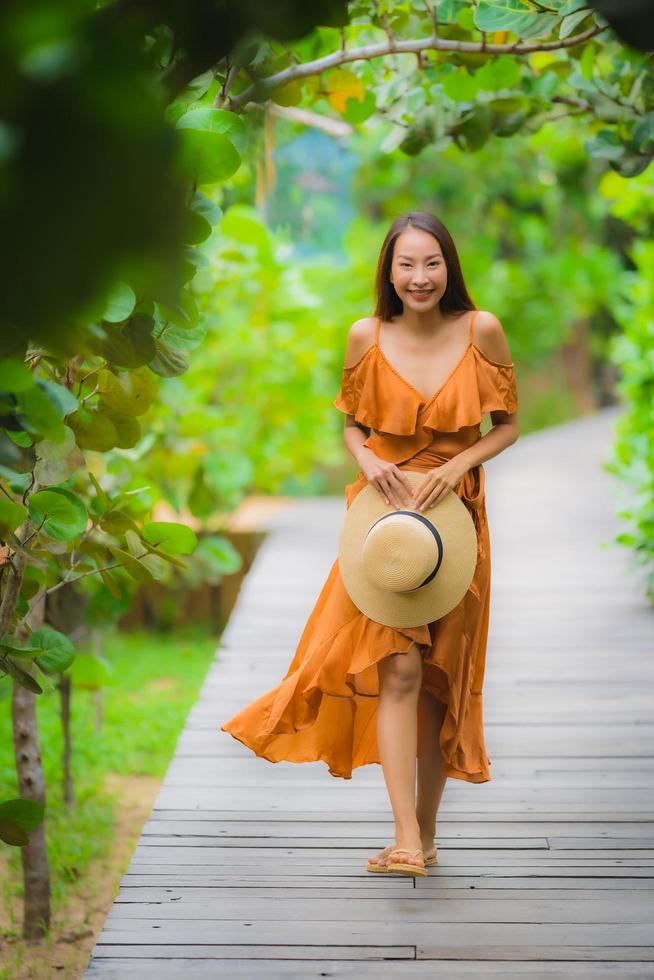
[379,647,423,698]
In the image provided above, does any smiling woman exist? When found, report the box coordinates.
[221,210,519,878]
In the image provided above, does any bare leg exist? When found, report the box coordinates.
[376,644,423,855]
[416,690,448,859]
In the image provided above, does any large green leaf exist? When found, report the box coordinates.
[176,129,241,186]
[176,107,248,153]
[102,282,137,323]
[16,382,66,441]
[148,337,190,377]
[30,628,75,674]
[28,487,88,540]
[141,521,198,555]
[475,1,557,39]
[68,407,118,451]
[97,367,158,416]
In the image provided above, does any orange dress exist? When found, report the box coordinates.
[221,311,519,784]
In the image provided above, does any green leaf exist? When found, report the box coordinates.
[70,654,112,690]
[632,112,654,154]
[35,426,76,461]
[31,627,75,674]
[99,315,157,368]
[68,407,118,451]
[559,9,591,38]
[183,209,213,245]
[475,57,521,92]
[102,282,137,323]
[176,129,241,186]
[198,535,242,574]
[15,382,66,441]
[97,368,158,416]
[1,656,43,693]
[0,359,35,392]
[0,798,44,845]
[101,408,142,449]
[38,380,78,418]
[442,70,479,103]
[141,521,198,555]
[475,1,556,40]
[0,798,44,832]
[148,337,190,377]
[0,498,27,534]
[191,190,222,227]
[176,107,247,153]
[0,635,42,657]
[109,547,155,584]
[28,487,88,541]
[34,446,85,485]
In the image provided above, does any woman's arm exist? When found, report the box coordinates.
[457,310,520,471]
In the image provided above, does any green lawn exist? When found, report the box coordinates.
[0,625,218,914]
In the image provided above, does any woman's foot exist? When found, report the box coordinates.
[421,837,437,864]
[386,846,428,877]
[367,842,396,872]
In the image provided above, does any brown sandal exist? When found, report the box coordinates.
[367,842,438,873]
[385,847,428,877]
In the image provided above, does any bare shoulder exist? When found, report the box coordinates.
[342,316,377,369]
[472,310,514,366]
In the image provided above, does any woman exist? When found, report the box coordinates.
[221,211,520,877]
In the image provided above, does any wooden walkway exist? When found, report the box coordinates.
[85,406,654,979]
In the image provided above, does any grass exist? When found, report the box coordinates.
[0,624,218,977]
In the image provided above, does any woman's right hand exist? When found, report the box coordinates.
[358,449,415,509]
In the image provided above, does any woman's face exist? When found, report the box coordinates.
[389,227,448,311]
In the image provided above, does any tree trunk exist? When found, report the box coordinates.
[12,588,51,940]
[59,673,75,806]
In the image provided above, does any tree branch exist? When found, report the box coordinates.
[226,24,609,112]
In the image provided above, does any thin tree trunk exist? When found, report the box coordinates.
[12,587,51,940]
[92,629,104,735]
[59,674,75,806]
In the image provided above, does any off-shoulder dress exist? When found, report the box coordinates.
[221,310,519,783]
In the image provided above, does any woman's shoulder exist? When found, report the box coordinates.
[472,310,514,366]
[342,316,378,370]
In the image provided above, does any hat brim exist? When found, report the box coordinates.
[338,470,478,628]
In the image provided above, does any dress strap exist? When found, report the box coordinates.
[469,310,478,344]
[375,316,382,346]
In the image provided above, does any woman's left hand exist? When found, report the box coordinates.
[413,458,470,511]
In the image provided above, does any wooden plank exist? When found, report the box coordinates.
[103,896,652,923]
[84,957,654,978]
[124,864,654,878]
[95,922,654,945]
[114,886,654,902]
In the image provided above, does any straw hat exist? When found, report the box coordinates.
[338,470,477,628]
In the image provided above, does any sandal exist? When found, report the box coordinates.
[367,842,438,874]
[385,846,428,877]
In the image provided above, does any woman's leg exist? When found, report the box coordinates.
[376,644,423,854]
[416,690,448,857]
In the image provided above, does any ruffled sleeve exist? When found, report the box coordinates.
[475,355,518,416]
[333,350,420,435]
[419,349,518,434]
